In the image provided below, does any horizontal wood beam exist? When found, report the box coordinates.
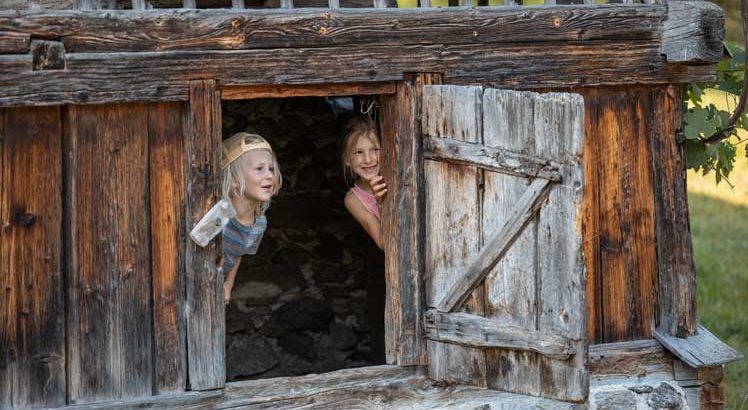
[0,6,665,53]
[653,325,743,368]
[662,0,724,64]
[424,310,575,359]
[45,365,582,409]
[423,135,562,181]
[436,177,552,312]
[0,41,714,107]
[221,81,396,100]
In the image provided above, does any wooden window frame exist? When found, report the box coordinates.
[218,80,424,366]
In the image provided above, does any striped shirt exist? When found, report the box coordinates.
[222,215,267,276]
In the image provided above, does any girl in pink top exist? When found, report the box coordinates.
[341,117,387,249]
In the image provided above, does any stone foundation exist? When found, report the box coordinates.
[221,97,385,381]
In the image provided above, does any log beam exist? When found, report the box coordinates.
[662,0,724,64]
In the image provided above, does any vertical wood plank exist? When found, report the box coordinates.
[423,85,486,387]
[184,80,224,391]
[0,107,66,410]
[651,85,696,338]
[0,107,7,410]
[596,87,657,342]
[65,104,152,404]
[231,0,245,7]
[534,92,587,402]
[149,102,187,394]
[381,73,441,366]
[482,89,540,396]
[577,88,604,344]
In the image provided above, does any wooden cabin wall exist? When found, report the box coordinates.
[576,85,682,345]
[0,101,205,408]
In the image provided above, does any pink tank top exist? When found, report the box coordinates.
[350,185,381,220]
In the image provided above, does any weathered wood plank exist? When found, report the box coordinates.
[481,88,542,396]
[423,84,486,387]
[533,91,587,402]
[184,79,224,390]
[577,88,603,344]
[588,339,675,386]
[0,41,714,107]
[425,310,574,359]
[0,7,665,53]
[65,103,152,403]
[437,177,552,312]
[0,32,29,54]
[662,0,724,64]
[380,73,440,366]
[651,85,696,338]
[0,107,7,410]
[222,82,396,100]
[0,107,65,409]
[594,87,657,342]
[423,136,561,181]
[149,102,187,394]
[44,365,584,410]
[653,325,743,368]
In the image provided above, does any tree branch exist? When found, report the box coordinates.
[703,0,748,145]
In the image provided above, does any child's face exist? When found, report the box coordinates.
[348,135,380,181]
[239,150,277,202]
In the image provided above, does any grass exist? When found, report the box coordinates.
[688,88,748,409]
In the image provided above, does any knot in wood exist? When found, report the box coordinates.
[319,26,329,35]
[230,18,241,31]
[13,212,36,228]
[552,17,561,28]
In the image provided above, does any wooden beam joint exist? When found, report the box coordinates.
[662,0,725,64]
[31,39,65,71]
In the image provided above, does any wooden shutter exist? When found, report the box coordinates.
[422,86,587,402]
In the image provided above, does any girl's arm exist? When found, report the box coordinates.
[344,191,383,250]
[224,256,242,304]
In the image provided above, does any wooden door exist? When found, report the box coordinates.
[421,86,587,402]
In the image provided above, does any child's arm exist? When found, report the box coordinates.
[345,191,383,250]
[224,256,242,304]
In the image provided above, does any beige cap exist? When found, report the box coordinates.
[222,133,273,169]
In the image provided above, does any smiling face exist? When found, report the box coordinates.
[346,134,381,182]
[238,149,277,202]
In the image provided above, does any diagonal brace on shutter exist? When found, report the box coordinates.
[437,177,553,313]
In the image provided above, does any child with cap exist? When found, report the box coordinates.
[221,132,282,304]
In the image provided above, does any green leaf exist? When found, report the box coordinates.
[684,108,720,139]
[685,139,710,169]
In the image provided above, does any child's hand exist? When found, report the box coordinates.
[223,281,234,305]
[370,175,388,204]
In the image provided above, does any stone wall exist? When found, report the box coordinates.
[221,97,385,381]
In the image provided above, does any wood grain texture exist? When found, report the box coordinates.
[42,365,584,410]
[588,339,674,384]
[423,136,562,181]
[653,325,742,368]
[149,102,187,394]
[578,87,603,344]
[425,310,574,359]
[437,177,552,313]
[481,88,542,397]
[380,73,440,366]
[0,107,65,409]
[533,92,587,402]
[422,84,486,387]
[662,0,724,64]
[65,103,153,404]
[222,82,395,100]
[593,87,657,342]
[0,41,715,107]
[184,79,224,390]
[651,85,696,338]
[0,7,664,52]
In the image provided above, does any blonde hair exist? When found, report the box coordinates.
[340,117,380,187]
[222,132,283,215]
